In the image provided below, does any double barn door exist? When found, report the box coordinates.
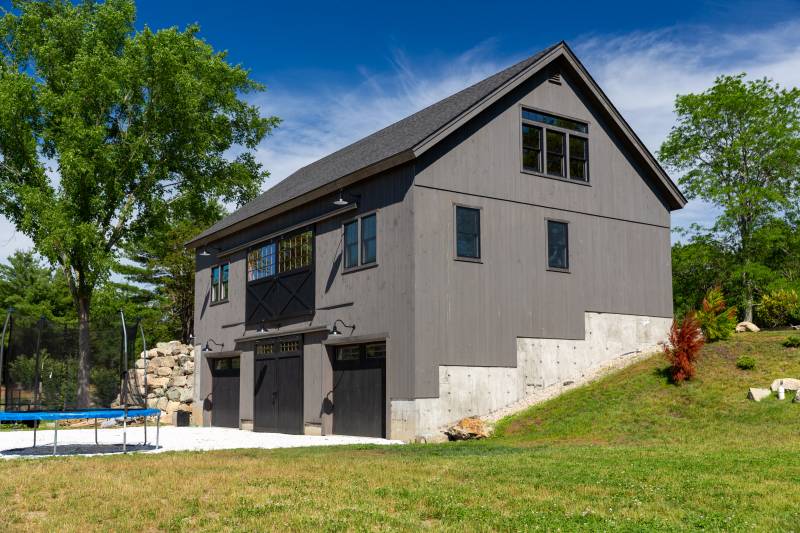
[253,336,303,434]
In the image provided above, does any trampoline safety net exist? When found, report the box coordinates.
[0,313,147,413]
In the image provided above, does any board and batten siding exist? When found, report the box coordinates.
[411,64,673,399]
[194,164,418,430]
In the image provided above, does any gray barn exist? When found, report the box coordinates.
[186,41,685,441]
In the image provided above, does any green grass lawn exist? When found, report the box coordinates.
[1,331,800,531]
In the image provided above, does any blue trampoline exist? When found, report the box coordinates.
[0,310,162,455]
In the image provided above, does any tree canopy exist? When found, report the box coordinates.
[0,0,278,406]
[660,74,800,321]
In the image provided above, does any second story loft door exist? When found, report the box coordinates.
[245,228,315,326]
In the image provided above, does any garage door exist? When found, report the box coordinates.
[211,357,240,428]
[333,342,386,438]
[253,336,303,434]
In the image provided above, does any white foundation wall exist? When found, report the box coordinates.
[390,312,671,441]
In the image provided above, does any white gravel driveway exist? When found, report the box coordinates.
[0,425,402,459]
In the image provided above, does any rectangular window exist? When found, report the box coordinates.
[336,346,361,361]
[278,230,312,273]
[255,343,274,356]
[365,343,386,359]
[521,124,542,173]
[248,243,276,281]
[522,108,589,182]
[211,266,220,302]
[361,214,377,265]
[455,206,480,259]
[344,220,358,269]
[211,263,229,303]
[343,213,378,270]
[546,130,565,177]
[569,136,588,182]
[547,220,569,271]
[220,263,229,301]
[522,109,588,133]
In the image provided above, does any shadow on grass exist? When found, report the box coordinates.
[2,443,159,457]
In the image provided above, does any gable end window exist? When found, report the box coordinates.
[546,220,569,271]
[211,263,229,303]
[343,213,378,271]
[521,109,589,183]
[455,205,481,260]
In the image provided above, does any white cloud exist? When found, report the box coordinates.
[4,20,800,262]
[573,21,800,239]
[251,40,513,184]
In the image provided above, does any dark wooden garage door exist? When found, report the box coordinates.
[333,342,386,438]
[211,357,240,428]
[253,336,303,434]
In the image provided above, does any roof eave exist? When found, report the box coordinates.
[185,149,416,249]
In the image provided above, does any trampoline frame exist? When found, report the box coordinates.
[0,309,163,456]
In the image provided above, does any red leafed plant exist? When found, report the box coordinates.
[664,312,705,383]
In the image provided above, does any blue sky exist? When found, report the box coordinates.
[2,0,800,258]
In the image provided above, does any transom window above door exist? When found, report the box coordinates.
[521,108,589,183]
[247,229,313,282]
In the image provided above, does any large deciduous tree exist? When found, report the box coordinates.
[0,0,278,406]
[659,74,800,321]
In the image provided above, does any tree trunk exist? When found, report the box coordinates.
[743,281,754,323]
[76,294,91,408]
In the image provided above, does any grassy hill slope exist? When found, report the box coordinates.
[1,331,799,531]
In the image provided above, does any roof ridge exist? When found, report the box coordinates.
[188,43,563,246]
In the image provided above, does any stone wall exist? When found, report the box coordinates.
[136,341,195,421]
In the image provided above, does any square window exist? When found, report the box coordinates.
[547,220,569,270]
[455,206,480,259]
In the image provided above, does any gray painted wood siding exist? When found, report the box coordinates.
[411,66,673,398]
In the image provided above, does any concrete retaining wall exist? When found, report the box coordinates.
[390,312,671,441]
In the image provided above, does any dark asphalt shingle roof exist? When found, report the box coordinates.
[189,43,559,245]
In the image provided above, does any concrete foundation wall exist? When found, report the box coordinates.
[390,312,670,441]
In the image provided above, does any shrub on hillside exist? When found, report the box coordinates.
[736,355,756,370]
[664,312,705,383]
[783,335,800,348]
[757,289,800,328]
[696,286,737,342]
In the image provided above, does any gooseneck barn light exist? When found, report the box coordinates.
[329,319,355,336]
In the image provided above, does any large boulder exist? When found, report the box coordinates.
[770,378,800,392]
[170,375,187,387]
[747,387,772,401]
[444,417,490,440]
[166,400,181,414]
[156,367,172,377]
[736,321,760,333]
[156,397,168,410]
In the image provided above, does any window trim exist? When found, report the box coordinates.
[342,210,379,274]
[210,262,230,304]
[453,203,482,262]
[545,218,570,273]
[520,105,591,186]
